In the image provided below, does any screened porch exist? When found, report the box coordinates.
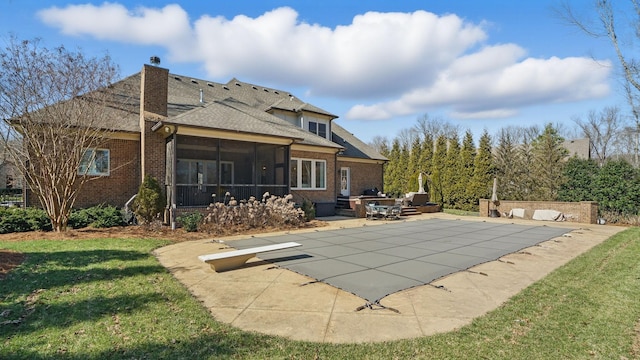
[166,135,290,207]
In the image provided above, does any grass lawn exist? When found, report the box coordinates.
[1,228,639,359]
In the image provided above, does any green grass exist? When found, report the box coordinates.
[1,228,639,359]
[443,208,480,216]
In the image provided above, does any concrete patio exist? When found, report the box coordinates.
[153,213,624,343]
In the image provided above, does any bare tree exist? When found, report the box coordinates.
[573,106,625,165]
[0,37,131,231]
[613,125,640,165]
[368,135,390,156]
[559,1,640,138]
[414,113,461,140]
[396,127,420,149]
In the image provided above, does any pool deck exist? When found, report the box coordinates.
[153,213,624,343]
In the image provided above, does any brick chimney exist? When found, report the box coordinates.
[140,64,169,183]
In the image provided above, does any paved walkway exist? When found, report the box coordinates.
[153,213,625,343]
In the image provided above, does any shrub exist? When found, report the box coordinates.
[68,208,92,229]
[301,200,315,221]
[200,194,304,235]
[0,207,51,233]
[177,212,203,232]
[91,206,126,228]
[68,205,126,229]
[132,175,166,224]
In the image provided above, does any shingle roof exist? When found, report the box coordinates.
[104,69,386,157]
[332,123,388,161]
[167,97,341,148]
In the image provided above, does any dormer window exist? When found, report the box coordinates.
[309,121,327,139]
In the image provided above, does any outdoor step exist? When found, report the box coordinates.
[334,208,356,217]
[401,207,420,216]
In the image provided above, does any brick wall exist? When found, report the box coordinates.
[74,139,140,208]
[26,138,141,209]
[479,199,598,224]
[337,159,384,196]
[141,121,167,184]
[290,150,336,206]
[140,65,168,117]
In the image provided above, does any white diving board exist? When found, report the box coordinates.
[198,242,302,272]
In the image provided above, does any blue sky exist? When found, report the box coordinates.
[0,0,623,143]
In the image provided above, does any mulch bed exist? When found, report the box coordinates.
[0,220,327,280]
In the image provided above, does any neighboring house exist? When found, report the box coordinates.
[562,138,591,160]
[0,160,22,189]
[26,65,387,217]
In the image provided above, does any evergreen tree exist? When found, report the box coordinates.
[133,175,166,224]
[442,134,461,207]
[458,130,476,210]
[517,131,537,200]
[419,134,434,172]
[494,128,521,200]
[431,135,448,206]
[594,160,640,215]
[406,137,423,193]
[531,123,569,200]
[557,157,599,202]
[398,143,411,195]
[469,130,494,206]
[418,134,434,196]
[383,139,402,197]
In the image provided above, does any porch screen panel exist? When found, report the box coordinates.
[220,140,254,185]
[256,144,288,197]
[258,144,286,185]
[175,135,218,206]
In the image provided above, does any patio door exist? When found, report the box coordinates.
[340,167,350,196]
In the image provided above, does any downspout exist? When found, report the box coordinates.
[334,151,339,208]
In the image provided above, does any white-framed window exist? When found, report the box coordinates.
[308,121,328,139]
[79,148,110,176]
[290,158,326,190]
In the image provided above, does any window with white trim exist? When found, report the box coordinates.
[290,158,326,190]
[79,149,110,176]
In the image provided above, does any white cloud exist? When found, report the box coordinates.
[346,51,611,120]
[38,3,612,122]
[38,3,194,46]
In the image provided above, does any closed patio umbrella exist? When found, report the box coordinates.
[418,172,425,193]
[490,178,500,217]
[491,178,498,203]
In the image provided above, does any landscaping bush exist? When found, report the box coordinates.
[177,212,203,232]
[132,175,166,224]
[301,200,315,221]
[69,205,126,229]
[200,193,304,235]
[0,207,51,233]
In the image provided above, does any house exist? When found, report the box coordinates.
[0,160,22,189]
[562,138,591,160]
[26,64,387,217]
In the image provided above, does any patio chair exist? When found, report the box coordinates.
[365,203,380,220]
[386,205,402,219]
